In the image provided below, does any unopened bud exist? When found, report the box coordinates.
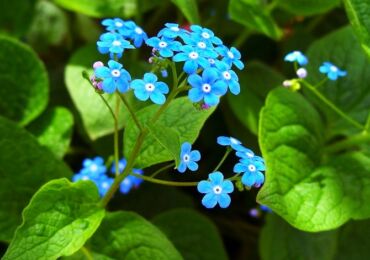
[296,68,307,78]
[93,61,104,69]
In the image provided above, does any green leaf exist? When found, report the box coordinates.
[171,0,200,24]
[88,211,182,259]
[0,116,72,242]
[257,88,370,231]
[152,209,228,260]
[0,35,48,126]
[3,179,105,259]
[124,97,215,168]
[277,0,340,16]
[228,0,282,40]
[147,122,181,167]
[344,0,370,60]
[306,26,370,136]
[27,106,74,158]
[227,62,284,135]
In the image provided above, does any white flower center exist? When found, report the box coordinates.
[227,51,234,59]
[223,71,231,80]
[159,41,168,48]
[111,69,121,77]
[213,185,222,194]
[197,42,206,49]
[189,51,199,59]
[330,66,338,72]
[230,137,239,144]
[145,83,155,92]
[115,22,123,27]
[183,154,190,162]
[102,182,110,189]
[90,164,98,172]
[248,164,256,172]
[171,26,179,32]
[112,40,121,46]
[135,27,143,34]
[208,58,215,64]
[201,32,210,39]
[202,83,212,93]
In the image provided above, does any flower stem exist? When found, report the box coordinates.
[130,172,199,186]
[171,62,178,90]
[324,132,370,153]
[212,148,232,172]
[301,80,364,130]
[150,163,175,178]
[113,94,120,177]
[117,92,143,132]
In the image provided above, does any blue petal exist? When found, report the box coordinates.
[233,163,247,173]
[188,74,203,88]
[204,93,219,106]
[228,80,240,95]
[150,91,166,104]
[212,80,228,95]
[178,162,187,173]
[218,194,231,208]
[173,53,188,62]
[181,142,192,154]
[221,180,234,193]
[117,78,129,93]
[134,88,150,101]
[197,180,212,193]
[217,136,230,146]
[319,65,329,73]
[108,60,122,69]
[95,67,111,78]
[242,172,256,187]
[233,60,244,70]
[187,161,199,171]
[144,73,157,83]
[184,60,198,74]
[255,171,265,186]
[328,71,338,81]
[201,193,218,208]
[188,88,204,102]
[209,172,224,185]
[160,48,173,58]
[155,82,169,94]
[102,78,116,93]
[190,150,201,161]
[203,68,218,83]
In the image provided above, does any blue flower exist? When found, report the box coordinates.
[188,68,227,106]
[96,175,114,197]
[190,25,222,45]
[80,156,106,178]
[178,142,201,173]
[130,73,169,104]
[97,32,134,58]
[319,62,347,81]
[216,45,244,70]
[95,60,131,93]
[217,136,243,150]
[158,23,187,39]
[215,61,240,95]
[120,21,148,48]
[173,45,210,74]
[235,146,264,162]
[197,172,234,208]
[284,51,308,66]
[233,159,265,187]
[110,158,144,194]
[101,18,126,32]
[182,35,218,58]
[146,37,181,57]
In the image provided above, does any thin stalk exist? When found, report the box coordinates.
[117,92,143,131]
[130,172,199,187]
[80,247,94,260]
[113,94,120,177]
[171,62,178,90]
[212,148,232,172]
[324,133,370,154]
[150,163,175,178]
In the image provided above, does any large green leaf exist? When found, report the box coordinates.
[124,97,215,168]
[227,62,284,135]
[306,26,370,136]
[0,35,48,126]
[27,106,74,158]
[152,209,228,260]
[88,211,182,259]
[344,0,370,60]
[276,0,340,16]
[0,116,72,242]
[257,88,370,231]
[3,179,105,259]
[228,0,282,40]
[171,0,200,24]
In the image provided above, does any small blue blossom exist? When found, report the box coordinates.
[146,37,181,57]
[197,172,234,208]
[234,159,265,187]
[178,142,201,173]
[215,61,240,95]
[173,45,210,74]
[217,136,243,151]
[80,157,106,177]
[235,146,264,162]
[130,73,169,104]
[182,35,218,58]
[161,69,168,78]
[284,51,308,66]
[188,68,227,106]
[97,32,134,59]
[319,62,347,81]
[158,23,187,39]
[101,18,126,32]
[216,45,244,70]
[190,25,223,45]
[96,175,114,197]
[95,60,131,93]
[120,21,148,47]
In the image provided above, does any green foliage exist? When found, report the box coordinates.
[88,211,182,259]
[171,0,200,24]
[0,35,48,126]
[228,0,282,40]
[344,0,370,60]
[3,179,105,259]
[124,97,215,168]
[152,209,228,260]
[228,62,284,135]
[277,0,340,16]
[27,106,74,158]
[0,116,72,242]
[257,88,370,231]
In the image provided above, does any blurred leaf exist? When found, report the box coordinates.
[257,88,370,231]
[152,209,228,260]
[306,26,370,136]
[3,179,105,259]
[0,35,48,126]
[171,0,200,24]
[0,116,72,242]
[228,0,282,40]
[227,62,284,135]
[277,0,340,16]
[88,211,182,259]
[124,97,215,168]
[344,0,370,60]
[27,106,74,158]
[0,0,37,36]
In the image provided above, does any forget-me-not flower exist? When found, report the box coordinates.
[97,32,134,58]
[130,73,169,104]
[235,146,264,162]
[79,157,106,178]
[120,21,148,47]
[216,45,244,70]
[158,23,187,39]
[284,51,308,66]
[217,136,243,151]
[190,25,222,45]
[101,18,126,32]
[178,142,201,173]
[95,60,131,93]
[319,62,347,80]
[173,45,210,74]
[215,61,240,95]
[234,159,265,187]
[146,36,181,57]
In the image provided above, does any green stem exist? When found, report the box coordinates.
[301,80,364,130]
[80,246,94,260]
[113,94,120,177]
[150,163,175,178]
[324,132,370,153]
[130,172,199,186]
[117,92,143,131]
[314,78,328,89]
[171,62,178,90]
[212,148,232,172]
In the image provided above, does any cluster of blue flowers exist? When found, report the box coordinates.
[72,157,143,196]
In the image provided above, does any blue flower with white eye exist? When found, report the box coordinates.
[178,142,201,173]
[284,51,308,66]
[79,156,106,178]
[234,159,265,187]
[216,45,244,70]
[130,73,169,104]
[119,21,148,47]
[190,25,222,45]
[97,32,134,58]
[146,37,181,57]
[96,175,114,197]
[182,35,218,57]
[101,18,126,32]
[235,146,264,162]
[173,45,210,74]
[95,60,131,93]
[158,23,187,39]
[188,68,227,106]
[319,62,347,81]
[215,61,240,95]
[197,172,234,208]
[217,136,243,151]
